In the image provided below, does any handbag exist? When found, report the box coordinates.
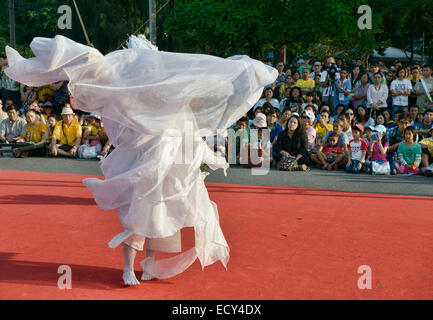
[372,160,390,175]
[277,155,300,171]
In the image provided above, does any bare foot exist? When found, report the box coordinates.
[122,269,140,286]
[300,164,308,171]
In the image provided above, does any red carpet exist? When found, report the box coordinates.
[0,169,432,300]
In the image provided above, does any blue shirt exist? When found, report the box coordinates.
[334,78,352,106]
[270,122,283,142]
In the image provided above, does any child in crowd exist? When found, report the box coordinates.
[321,133,343,170]
[47,114,58,139]
[78,113,106,159]
[314,109,333,144]
[346,124,367,173]
[332,103,345,122]
[396,126,422,175]
[364,125,389,174]
[301,92,318,112]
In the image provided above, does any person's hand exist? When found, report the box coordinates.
[346,160,352,168]
[69,146,78,156]
[50,145,57,156]
[405,164,411,170]
[357,162,362,171]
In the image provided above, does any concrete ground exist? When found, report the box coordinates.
[0,156,432,197]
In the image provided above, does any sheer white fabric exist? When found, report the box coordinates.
[5,35,277,279]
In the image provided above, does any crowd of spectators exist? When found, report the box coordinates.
[231,56,433,176]
[2,54,433,177]
[0,57,111,159]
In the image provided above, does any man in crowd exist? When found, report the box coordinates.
[295,68,315,100]
[0,104,27,143]
[0,59,21,108]
[386,112,413,174]
[49,104,82,157]
[309,61,322,80]
[414,64,433,113]
[414,108,433,140]
[320,56,341,114]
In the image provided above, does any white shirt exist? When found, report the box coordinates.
[367,84,389,108]
[390,78,412,106]
[254,98,280,111]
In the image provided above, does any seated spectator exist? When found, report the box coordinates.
[409,105,419,125]
[226,117,249,164]
[0,100,8,121]
[261,102,273,116]
[314,109,333,144]
[268,108,283,146]
[47,114,58,139]
[418,127,433,176]
[345,106,356,126]
[0,104,27,143]
[313,74,323,97]
[301,92,319,112]
[281,87,303,114]
[278,75,294,101]
[375,113,386,126]
[319,132,343,170]
[396,126,422,175]
[331,103,345,122]
[414,108,433,140]
[364,125,389,173]
[339,113,354,141]
[386,112,413,174]
[273,62,288,99]
[15,109,49,157]
[78,113,106,159]
[380,109,393,128]
[37,84,55,103]
[279,87,291,110]
[254,87,280,111]
[311,118,349,170]
[346,124,367,173]
[355,105,375,129]
[49,105,82,157]
[300,109,316,150]
[367,72,389,119]
[241,112,272,168]
[277,108,291,129]
[273,114,310,171]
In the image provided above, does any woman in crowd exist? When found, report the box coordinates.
[355,105,375,129]
[277,108,291,129]
[300,109,316,151]
[268,108,283,145]
[273,114,310,171]
[367,72,389,120]
[283,86,303,114]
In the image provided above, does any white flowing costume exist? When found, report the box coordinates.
[5,35,277,279]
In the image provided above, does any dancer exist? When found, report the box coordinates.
[5,35,277,285]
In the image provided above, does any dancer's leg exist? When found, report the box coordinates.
[141,241,156,281]
[122,243,140,285]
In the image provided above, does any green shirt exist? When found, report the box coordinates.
[397,142,422,166]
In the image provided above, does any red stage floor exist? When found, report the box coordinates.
[0,170,432,300]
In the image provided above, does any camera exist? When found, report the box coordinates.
[327,63,341,82]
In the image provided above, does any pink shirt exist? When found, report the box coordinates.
[370,141,389,162]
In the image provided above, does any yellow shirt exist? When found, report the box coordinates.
[420,137,433,157]
[21,121,49,143]
[87,124,106,136]
[295,79,315,99]
[38,85,55,101]
[314,123,333,143]
[53,120,83,146]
